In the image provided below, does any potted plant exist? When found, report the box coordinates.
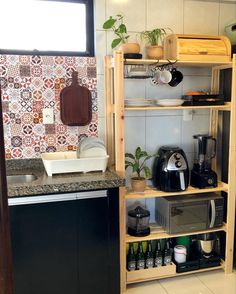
[125,147,154,192]
[103,14,140,54]
[140,28,172,59]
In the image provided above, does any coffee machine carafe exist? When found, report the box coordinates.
[190,134,217,189]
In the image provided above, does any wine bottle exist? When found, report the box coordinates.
[163,239,172,266]
[127,243,136,271]
[154,239,163,267]
[136,242,145,270]
[145,240,154,269]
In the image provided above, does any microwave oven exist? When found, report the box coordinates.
[155,193,224,234]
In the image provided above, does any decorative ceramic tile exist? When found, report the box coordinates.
[1,54,97,159]
[45,124,56,135]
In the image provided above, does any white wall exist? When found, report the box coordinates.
[94,0,236,220]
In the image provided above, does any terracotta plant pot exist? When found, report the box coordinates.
[146,45,163,59]
[131,177,146,192]
[119,43,140,54]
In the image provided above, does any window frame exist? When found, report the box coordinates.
[0,0,95,57]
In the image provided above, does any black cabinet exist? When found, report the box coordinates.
[9,189,120,294]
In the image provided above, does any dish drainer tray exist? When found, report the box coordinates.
[41,152,109,176]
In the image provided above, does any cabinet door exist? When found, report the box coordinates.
[76,190,110,294]
[10,199,77,294]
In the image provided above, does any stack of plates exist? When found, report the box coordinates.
[125,98,155,107]
[77,137,107,158]
[156,99,184,107]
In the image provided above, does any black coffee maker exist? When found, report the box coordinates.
[190,134,217,189]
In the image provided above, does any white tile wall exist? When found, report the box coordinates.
[106,0,146,32]
[95,30,107,75]
[183,1,220,35]
[94,0,106,30]
[145,116,182,155]
[219,2,236,35]
[147,0,184,33]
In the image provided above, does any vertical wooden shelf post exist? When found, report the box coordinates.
[225,54,236,273]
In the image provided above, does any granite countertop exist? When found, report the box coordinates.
[6,159,125,198]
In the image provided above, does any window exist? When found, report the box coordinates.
[0,0,94,56]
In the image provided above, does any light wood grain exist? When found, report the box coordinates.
[124,59,232,67]
[225,54,236,273]
[114,51,125,173]
[105,52,236,290]
[124,103,231,111]
[126,223,227,243]
[104,56,114,168]
[164,34,231,62]
[127,261,224,284]
[125,181,228,199]
[126,263,176,283]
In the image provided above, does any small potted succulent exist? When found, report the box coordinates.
[140,27,172,59]
[103,14,140,54]
[125,147,154,192]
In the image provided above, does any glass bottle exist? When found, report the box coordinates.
[145,240,154,269]
[127,243,136,271]
[154,239,163,267]
[163,239,172,266]
[136,242,145,270]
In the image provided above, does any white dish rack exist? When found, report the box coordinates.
[41,151,109,176]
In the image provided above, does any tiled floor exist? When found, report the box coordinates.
[126,269,236,294]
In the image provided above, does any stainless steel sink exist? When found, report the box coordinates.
[7,174,37,184]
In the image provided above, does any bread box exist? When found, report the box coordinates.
[164,34,231,62]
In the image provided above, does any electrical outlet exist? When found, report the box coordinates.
[183,109,193,121]
[42,108,54,124]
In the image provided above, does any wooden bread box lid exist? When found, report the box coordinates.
[164,34,231,62]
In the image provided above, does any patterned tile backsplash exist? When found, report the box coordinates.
[0,55,98,159]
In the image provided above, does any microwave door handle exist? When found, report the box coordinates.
[209,200,216,228]
[179,171,185,190]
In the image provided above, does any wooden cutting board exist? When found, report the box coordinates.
[60,71,92,126]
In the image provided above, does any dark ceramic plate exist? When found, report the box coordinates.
[124,53,142,59]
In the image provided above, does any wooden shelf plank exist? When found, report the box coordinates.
[125,181,228,199]
[126,261,225,284]
[124,58,232,67]
[124,102,231,111]
[125,223,227,243]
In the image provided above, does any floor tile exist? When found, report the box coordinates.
[159,274,213,294]
[196,269,236,294]
[126,280,167,294]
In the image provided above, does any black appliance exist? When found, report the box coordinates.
[152,146,189,192]
[155,193,224,234]
[182,94,224,106]
[127,206,150,237]
[191,134,218,189]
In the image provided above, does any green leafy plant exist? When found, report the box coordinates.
[125,147,154,180]
[103,14,130,49]
[140,28,172,46]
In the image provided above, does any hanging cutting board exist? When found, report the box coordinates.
[60,71,92,126]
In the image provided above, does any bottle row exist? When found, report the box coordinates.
[127,233,223,273]
[127,239,172,271]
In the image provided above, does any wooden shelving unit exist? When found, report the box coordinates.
[125,181,228,199]
[126,223,227,243]
[124,103,231,111]
[104,52,236,294]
